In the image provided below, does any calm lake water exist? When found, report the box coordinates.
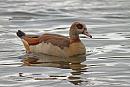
[0,0,130,87]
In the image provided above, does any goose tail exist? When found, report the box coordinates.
[16,30,31,52]
[16,30,26,38]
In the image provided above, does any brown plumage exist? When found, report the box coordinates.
[17,21,92,57]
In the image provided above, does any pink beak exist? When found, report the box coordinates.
[83,31,92,38]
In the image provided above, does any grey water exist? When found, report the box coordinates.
[0,0,130,87]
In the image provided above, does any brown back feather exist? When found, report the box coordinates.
[39,34,70,49]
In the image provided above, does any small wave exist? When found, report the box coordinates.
[9,16,33,21]
[103,15,130,19]
[0,11,48,17]
[93,32,130,40]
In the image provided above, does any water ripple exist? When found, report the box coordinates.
[0,0,130,87]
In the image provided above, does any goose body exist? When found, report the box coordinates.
[29,40,86,57]
[17,22,92,57]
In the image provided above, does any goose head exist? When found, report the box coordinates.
[69,22,92,39]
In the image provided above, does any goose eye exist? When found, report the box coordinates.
[76,24,83,29]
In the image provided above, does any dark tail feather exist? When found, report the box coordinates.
[16,30,25,38]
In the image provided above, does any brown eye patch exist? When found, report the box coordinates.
[76,24,83,29]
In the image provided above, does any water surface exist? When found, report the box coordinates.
[0,0,130,87]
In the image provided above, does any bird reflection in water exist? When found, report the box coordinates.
[21,53,89,85]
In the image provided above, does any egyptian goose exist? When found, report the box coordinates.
[17,22,92,57]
